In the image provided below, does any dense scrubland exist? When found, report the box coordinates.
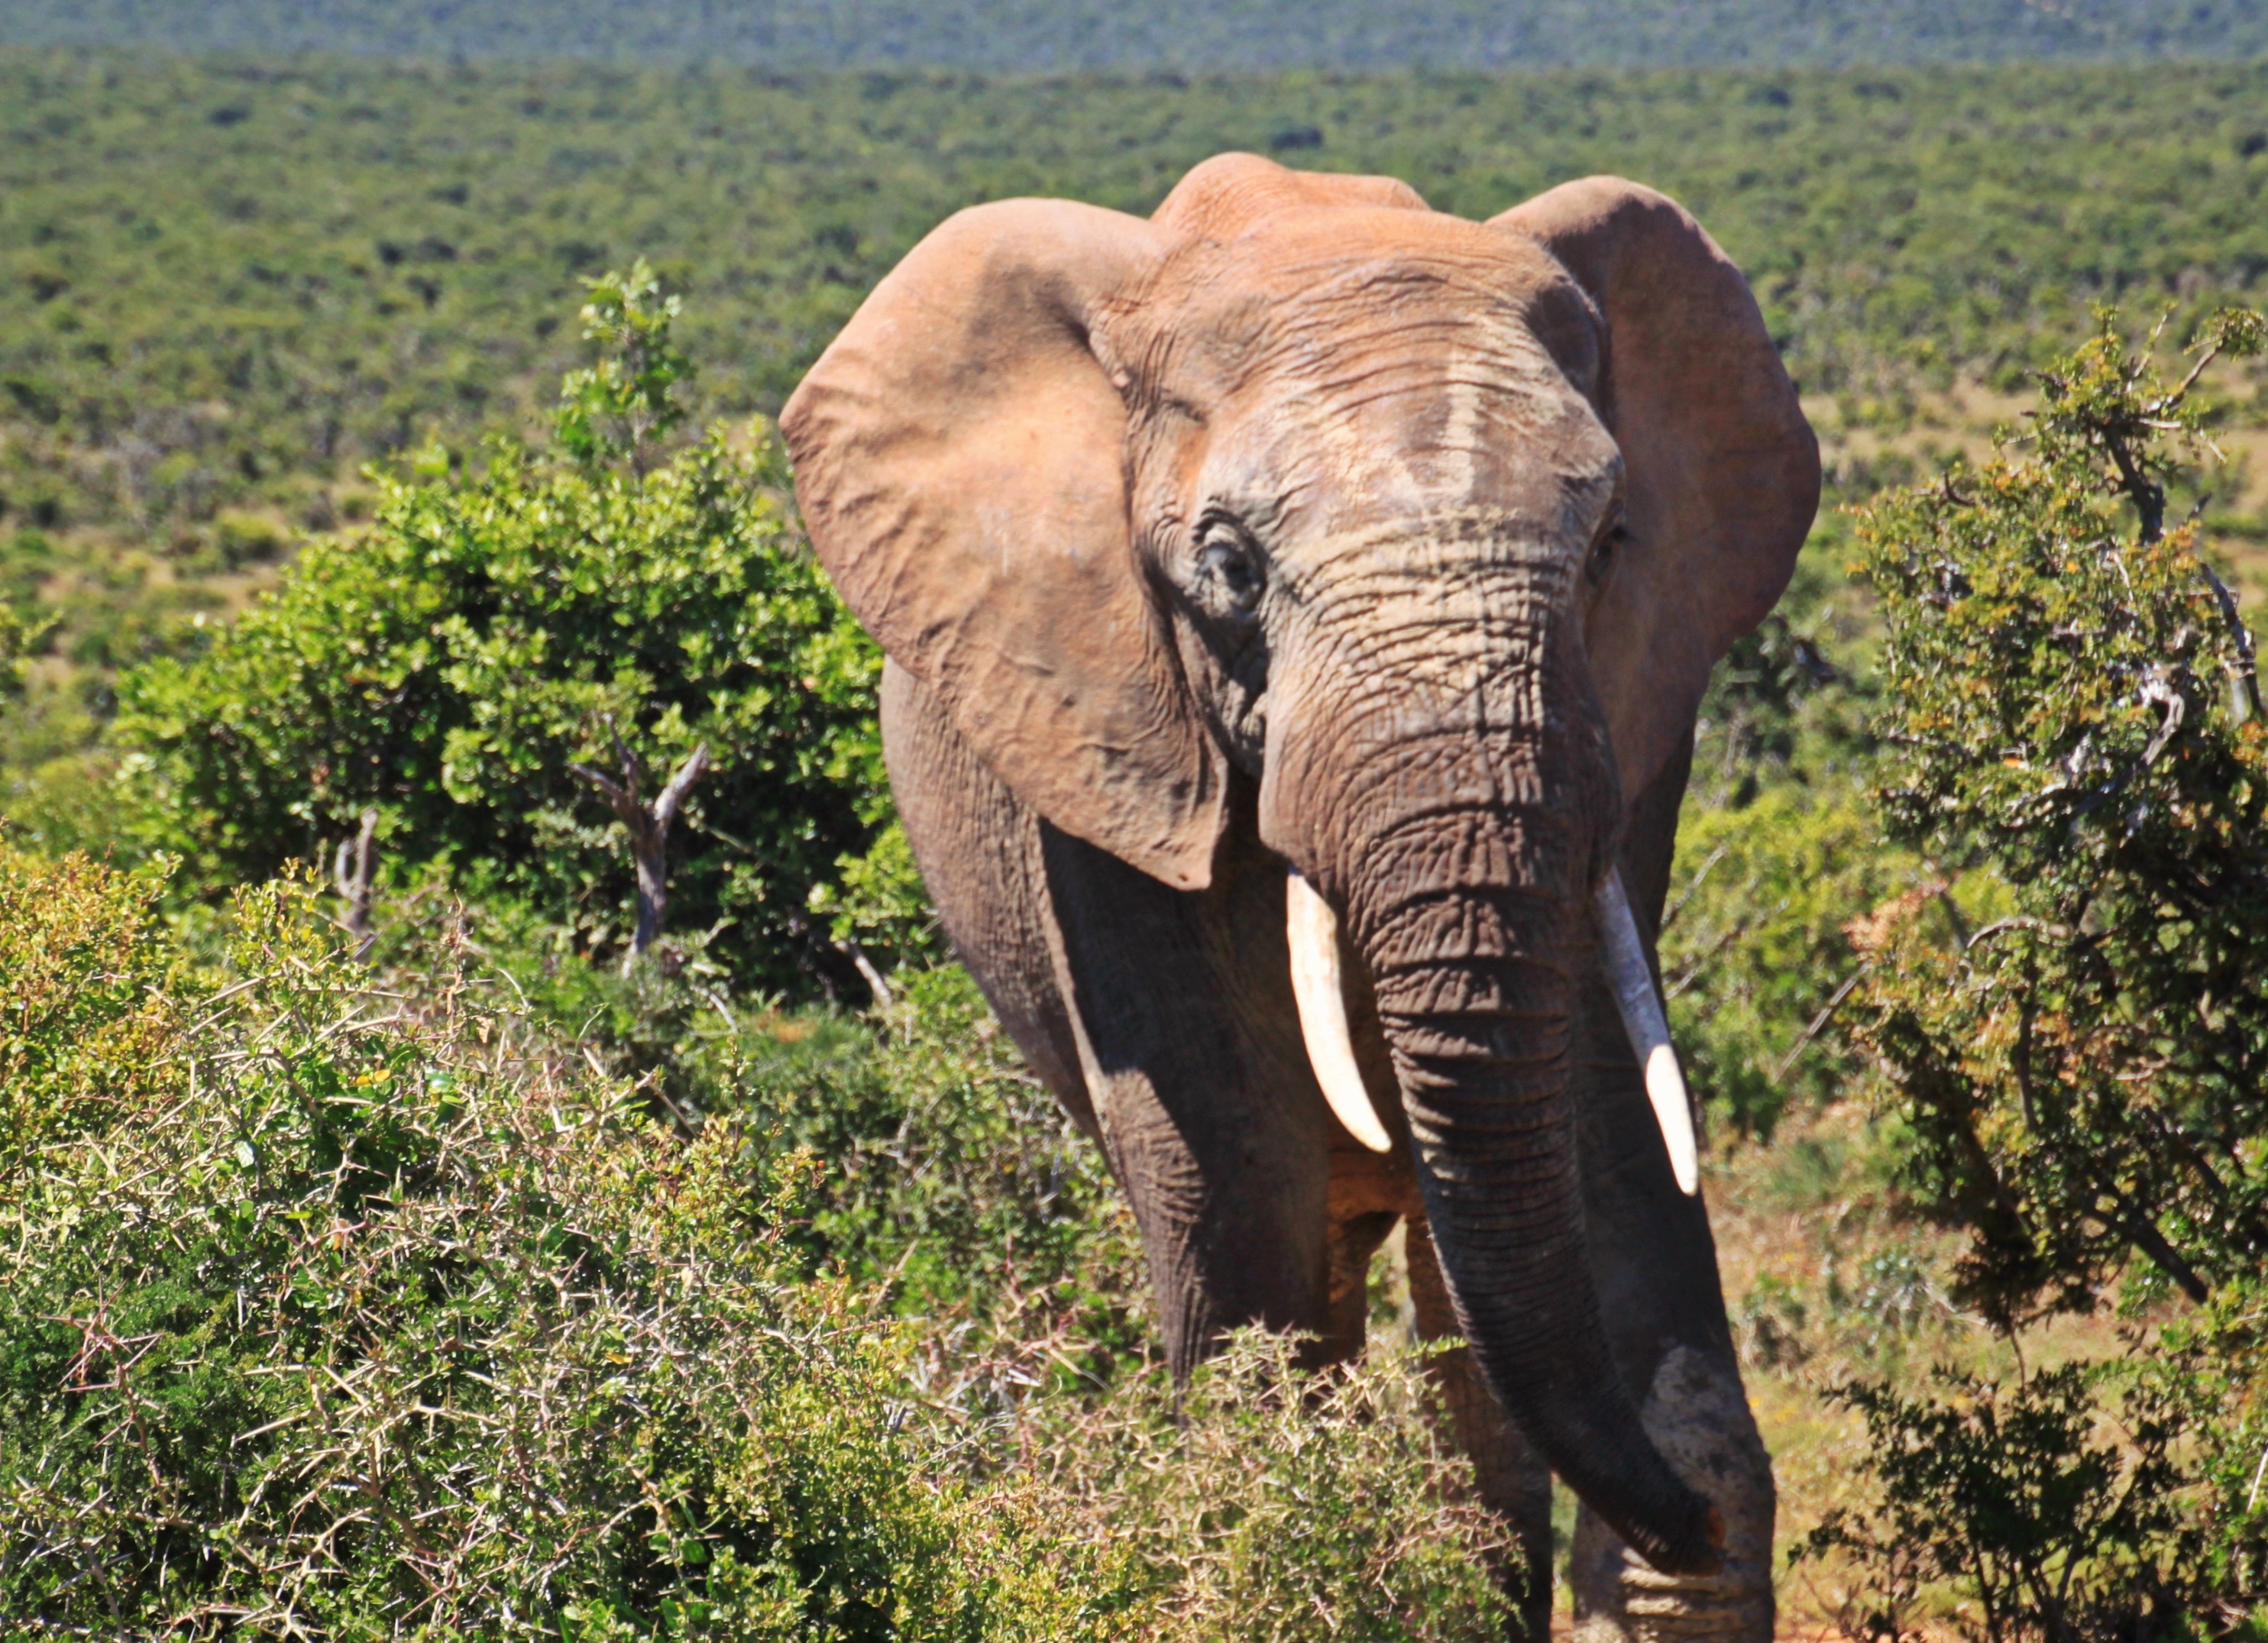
[8,50,2268,826]
[5,46,2268,1640]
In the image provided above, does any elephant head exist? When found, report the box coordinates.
[782,155,1817,1575]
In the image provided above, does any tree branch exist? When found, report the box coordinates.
[1770,966,1866,1087]
[2108,1196,2210,1305]
[836,940,895,1011]
[652,743,710,830]
[332,807,379,959]
[568,761,642,829]
[2195,557,2262,725]
[571,729,712,972]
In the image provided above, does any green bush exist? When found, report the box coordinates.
[1794,1363,2199,1643]
[112,275,890,995]
[0,861,1108,1638]
[1012,1331,1519,1642]
[1665,786,1912,1139]
[1852,306,2268,1323]
[1817,310,2268,1636]
[429,906,1144,1358]
[0,844,180,1168]
[0,850,1520,1639]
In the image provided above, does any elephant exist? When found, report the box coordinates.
[781,153,1818,1640]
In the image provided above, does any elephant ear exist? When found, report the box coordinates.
[783,199,1229,891]
[1491,179,1820,804]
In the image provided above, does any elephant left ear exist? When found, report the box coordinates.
[1491,179,1820,805]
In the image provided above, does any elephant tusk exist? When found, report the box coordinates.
[1595,868,1701,1195]
[1286,868,1395,1153]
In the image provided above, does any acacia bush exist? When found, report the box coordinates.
[0,848,1517,1640]
[0,843,179,1166]
[1810,309,2268,1638]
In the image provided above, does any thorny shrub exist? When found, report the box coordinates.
[0,849,1517,1640]
[1820,309,2268,1638]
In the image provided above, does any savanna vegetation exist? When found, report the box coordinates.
[8,50,2268,838]
[6,40,2268,1641]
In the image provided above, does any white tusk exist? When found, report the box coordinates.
[1286,868,1395,1153]
[1595,868,1701,1196]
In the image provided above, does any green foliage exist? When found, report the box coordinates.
[555,258,694,471]
[0,600,29,700]
[746,966,1136,1326]
[1852,307,2268,1323]
[807,820,947,969]
[0,846,1518,1639]
[1813,312,2268,1636]
[6,53,2267,813]
[453,932,1135,1340]
[111,289,888,991]
[1665,788,1912,1139]
[1795,1363,2199,1643]
[1664,519,1910,1140]
[0,861,1113,1638]
[1016,1331,1519,1641]
[1,53,2264,545]
[0,845,180,1168]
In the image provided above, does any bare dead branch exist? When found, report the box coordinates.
[652,743,710,831]
[836,940,895,1011]
[574,733,713,972]
[332,807,380,959]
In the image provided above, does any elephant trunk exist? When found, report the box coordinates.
[1268,576,1720,1570]
[1342,816,1720,1573]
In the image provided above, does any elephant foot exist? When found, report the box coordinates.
[1569,1345,1775,1643]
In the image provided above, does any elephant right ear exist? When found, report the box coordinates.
[1490,180,1820,810]
[783,200,1228,891]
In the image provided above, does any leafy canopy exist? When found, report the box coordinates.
[1852,306,2268,1324]
[113,273,887,994]
[1808,310,2268,1640]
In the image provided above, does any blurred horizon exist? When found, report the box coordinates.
[2,0,2263,70]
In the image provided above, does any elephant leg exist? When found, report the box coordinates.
[893,660,1342,1372]
[881,661,1095,1134]
[1564,1337,1774,1643]
[1406,1216,1555,1643]
[1564,991,1775,1643]
[1040,807,1338,1376]
[1568,745,1775,1643]
[1321,1204,1399,1367]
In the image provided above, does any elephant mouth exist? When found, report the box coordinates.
[1284,864,1698,1194]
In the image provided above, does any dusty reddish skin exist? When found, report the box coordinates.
[785,154,1814,1612]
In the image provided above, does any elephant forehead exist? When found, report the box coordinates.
[1134,217,1607,481]
[1176,344,1619,539]
[1155,207,1584,356]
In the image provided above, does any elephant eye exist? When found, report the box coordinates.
[1587,515,1628,587]
[1197,526,1266,616]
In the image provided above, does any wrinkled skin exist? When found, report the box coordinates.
[785,155,1817,1639]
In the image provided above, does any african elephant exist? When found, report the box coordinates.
[782,154,1818,1640]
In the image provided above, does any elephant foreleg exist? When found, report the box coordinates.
[1566,748,1777,1643]
[1566,1343,1775,1643]
[1039,813,1338,1376]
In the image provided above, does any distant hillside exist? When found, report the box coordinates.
[1,0,2263,68]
